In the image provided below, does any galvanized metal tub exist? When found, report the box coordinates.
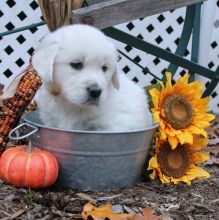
[17,110,158,190]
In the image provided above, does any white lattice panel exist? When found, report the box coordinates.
[0,0,219,112]
[0,0,47,88]
[113,8,191,87]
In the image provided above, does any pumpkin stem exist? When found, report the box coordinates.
[26,140,33,153]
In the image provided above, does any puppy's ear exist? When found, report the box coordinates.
[32,43,59,83]
[112,65,120,90]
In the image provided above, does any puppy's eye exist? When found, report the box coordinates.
[70,62,83,70]
[102,65,108,72]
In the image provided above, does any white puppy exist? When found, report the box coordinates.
[32,24,152,131]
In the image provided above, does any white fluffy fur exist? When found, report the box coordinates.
[32,24,152,131]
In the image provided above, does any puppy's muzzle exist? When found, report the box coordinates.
[87,85,102,99]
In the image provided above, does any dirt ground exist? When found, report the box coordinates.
[0,118,218,220]
[0,166,218,220]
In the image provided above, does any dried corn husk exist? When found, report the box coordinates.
[0,64,42,154]
[38,0,84,31]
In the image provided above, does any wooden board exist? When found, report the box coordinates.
[71,0,204,29]
[87,0,109,5]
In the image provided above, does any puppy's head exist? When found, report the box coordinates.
[32,24,120,107]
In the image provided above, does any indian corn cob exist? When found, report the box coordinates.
[0,64,42,154]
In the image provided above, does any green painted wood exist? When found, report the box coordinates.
[165,5,196,81]
[0,22,45,37]
[103,27,217,81]
[202,66,219,98]
[190,3,201,82]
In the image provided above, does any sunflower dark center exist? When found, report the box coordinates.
[163,94,193,129]
[158,143,190,178]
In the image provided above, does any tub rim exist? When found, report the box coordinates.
[22,110,159,134]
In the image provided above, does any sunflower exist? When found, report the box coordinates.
[148,135,210,185]
[149,72,215,149]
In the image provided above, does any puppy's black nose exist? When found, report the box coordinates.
[87,86,102,98]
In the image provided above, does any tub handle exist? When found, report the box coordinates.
[9,123,38,140]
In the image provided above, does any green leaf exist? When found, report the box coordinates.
[144,84,161,111]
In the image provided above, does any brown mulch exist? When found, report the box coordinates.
[0,116,219,220]
[0,167,218,220]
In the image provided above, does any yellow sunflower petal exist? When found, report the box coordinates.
[171,175,192,185]
[158,72,173,100]
[149,136,211,185]
[149,170,157,180]
[148,157,159,180]
[193,113,215,128]
[165,126,178,136]
[193,135,208,149]
[190,151,210,164]
[176,73,189,85]
[149,88,160,109]
[148,156,159,169]
[168,135,179,149]
[149,72,214,171]
[189,81,203,95]
[160,109,165,118]
[185,164,210,180]
[176,130,193,145]
[160,80,165,90]
[174,73,189,92]
[159,119,167,130]
[186,135,208,152]
[180,81,203,101]
[160,129,167,139]
[165,72,173,94]
[193,97,210,113]
[152,110,160,123]
[170,164,210,185]
[159,173,171,184]
[186,125,208,138]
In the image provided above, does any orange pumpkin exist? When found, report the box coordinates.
[0,145,59,189]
